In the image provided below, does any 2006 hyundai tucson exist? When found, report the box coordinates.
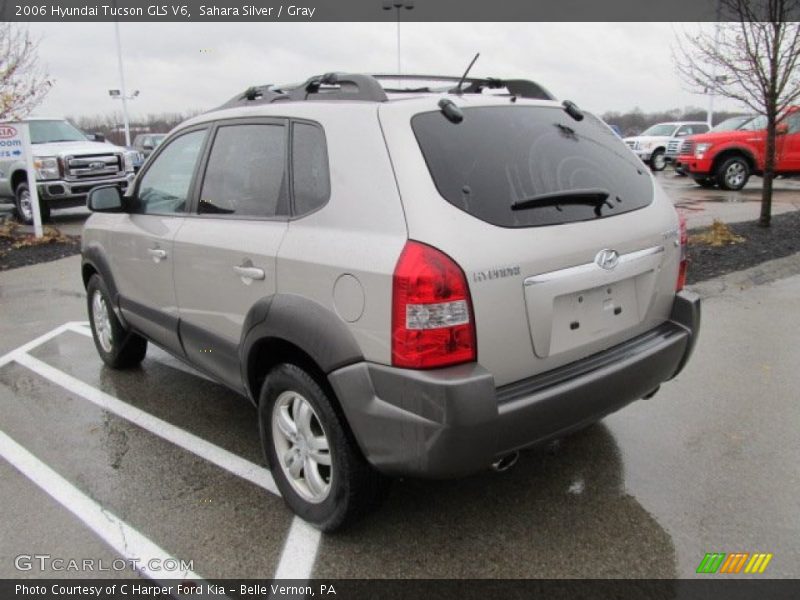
[81,73,700,531]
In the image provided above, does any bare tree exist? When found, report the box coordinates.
[0,23,52,121]
[675,0,800,227]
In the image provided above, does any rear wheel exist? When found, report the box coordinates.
[259,363,388,532]
[14,182,50,225]
[650,149,666,171]
[87,274,147,368]
[716,156,749,191]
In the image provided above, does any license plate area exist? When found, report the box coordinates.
[523,245,664,358]
[549,279,640,356]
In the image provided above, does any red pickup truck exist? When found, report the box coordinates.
[675,107,800,190]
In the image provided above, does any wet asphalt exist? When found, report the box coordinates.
[0,181,799,580]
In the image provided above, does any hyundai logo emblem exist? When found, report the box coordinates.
[595,249,619,270]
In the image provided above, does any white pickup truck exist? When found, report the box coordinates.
[623,121,709,171]
[0,118,136,224]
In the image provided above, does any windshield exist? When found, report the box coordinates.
[740,116,767,131]
[711,116,753,132]
[412,106,653,228]
[29,120,88,144]
[639,123,677,137]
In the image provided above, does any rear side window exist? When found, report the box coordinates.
[412,106,654,228]
[199,124,288,218]
[291,122,330,216]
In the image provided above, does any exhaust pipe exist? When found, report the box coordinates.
[491,451,519,472]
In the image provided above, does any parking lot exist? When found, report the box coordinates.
[1,175,799,581]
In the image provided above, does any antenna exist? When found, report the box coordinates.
[455,53,480,95]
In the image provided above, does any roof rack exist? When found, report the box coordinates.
[372,74,555,100]
[215,72,554,110]
[285,73,389,102]
[216,85,289,109]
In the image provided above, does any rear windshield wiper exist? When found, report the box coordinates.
[511,188,612,214]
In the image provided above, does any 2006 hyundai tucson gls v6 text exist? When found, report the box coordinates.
[81,73,700,531]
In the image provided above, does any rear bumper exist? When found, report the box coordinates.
[329,291,701,479]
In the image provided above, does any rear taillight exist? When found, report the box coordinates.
[391,241,476,369]
[677,213,688,291]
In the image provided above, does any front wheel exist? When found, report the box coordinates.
[14,182,50,225]
[650,149,667,171]
[87,274,147,368]
[716,157,750,191]
[259,363,388,532]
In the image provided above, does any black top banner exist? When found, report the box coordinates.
[0,0,768,23]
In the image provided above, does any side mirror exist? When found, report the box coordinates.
[142,143,154,150]
[87,185,123,212]
[86,132,106,142]
[777,122,789,135]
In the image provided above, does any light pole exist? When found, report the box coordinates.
[112,20,134,146]
[707,0,723,127]
[383,1,414,78]
[108,88,139,146]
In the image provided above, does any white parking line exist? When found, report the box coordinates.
[14,352,281,496]
[1,324,322,580]
[0,429,205,584]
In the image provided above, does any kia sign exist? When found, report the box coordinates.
[0,125,25,160]
[0,122,43,237]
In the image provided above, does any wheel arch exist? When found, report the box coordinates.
[10,169,28,192]
[240,294,364,405]
[710,147,756,174]
[81,246,126,327]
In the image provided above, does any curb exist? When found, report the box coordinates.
[687,251,800,299]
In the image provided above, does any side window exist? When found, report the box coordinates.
[292,122,331,216]
[697,124,710,133]
[199,124,287,218]
[134,129,206,215]
[785,113,800,134]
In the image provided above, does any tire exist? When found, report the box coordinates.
[86,274,147,368]
[693,177,717,189]
[650,149,667,171]
[716,156,750,191]
[14,182,50,225]
[259,363,389,532]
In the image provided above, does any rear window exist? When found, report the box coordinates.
[412,106,654,228]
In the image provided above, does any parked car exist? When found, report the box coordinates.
[122,147,145,172]
[132,133,166,158]
[81,72,701,531]
[0,118,136,224]
[677,110,800,189]
[624,121,709,171]
[673,115,756,175]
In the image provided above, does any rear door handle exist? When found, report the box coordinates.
[147,247,167,262]
[233,265,265,281]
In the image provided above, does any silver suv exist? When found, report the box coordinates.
[81,73,701,531]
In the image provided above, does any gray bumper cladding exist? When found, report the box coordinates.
[329,291,701,479]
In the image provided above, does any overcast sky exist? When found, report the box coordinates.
[27,21,745,120]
